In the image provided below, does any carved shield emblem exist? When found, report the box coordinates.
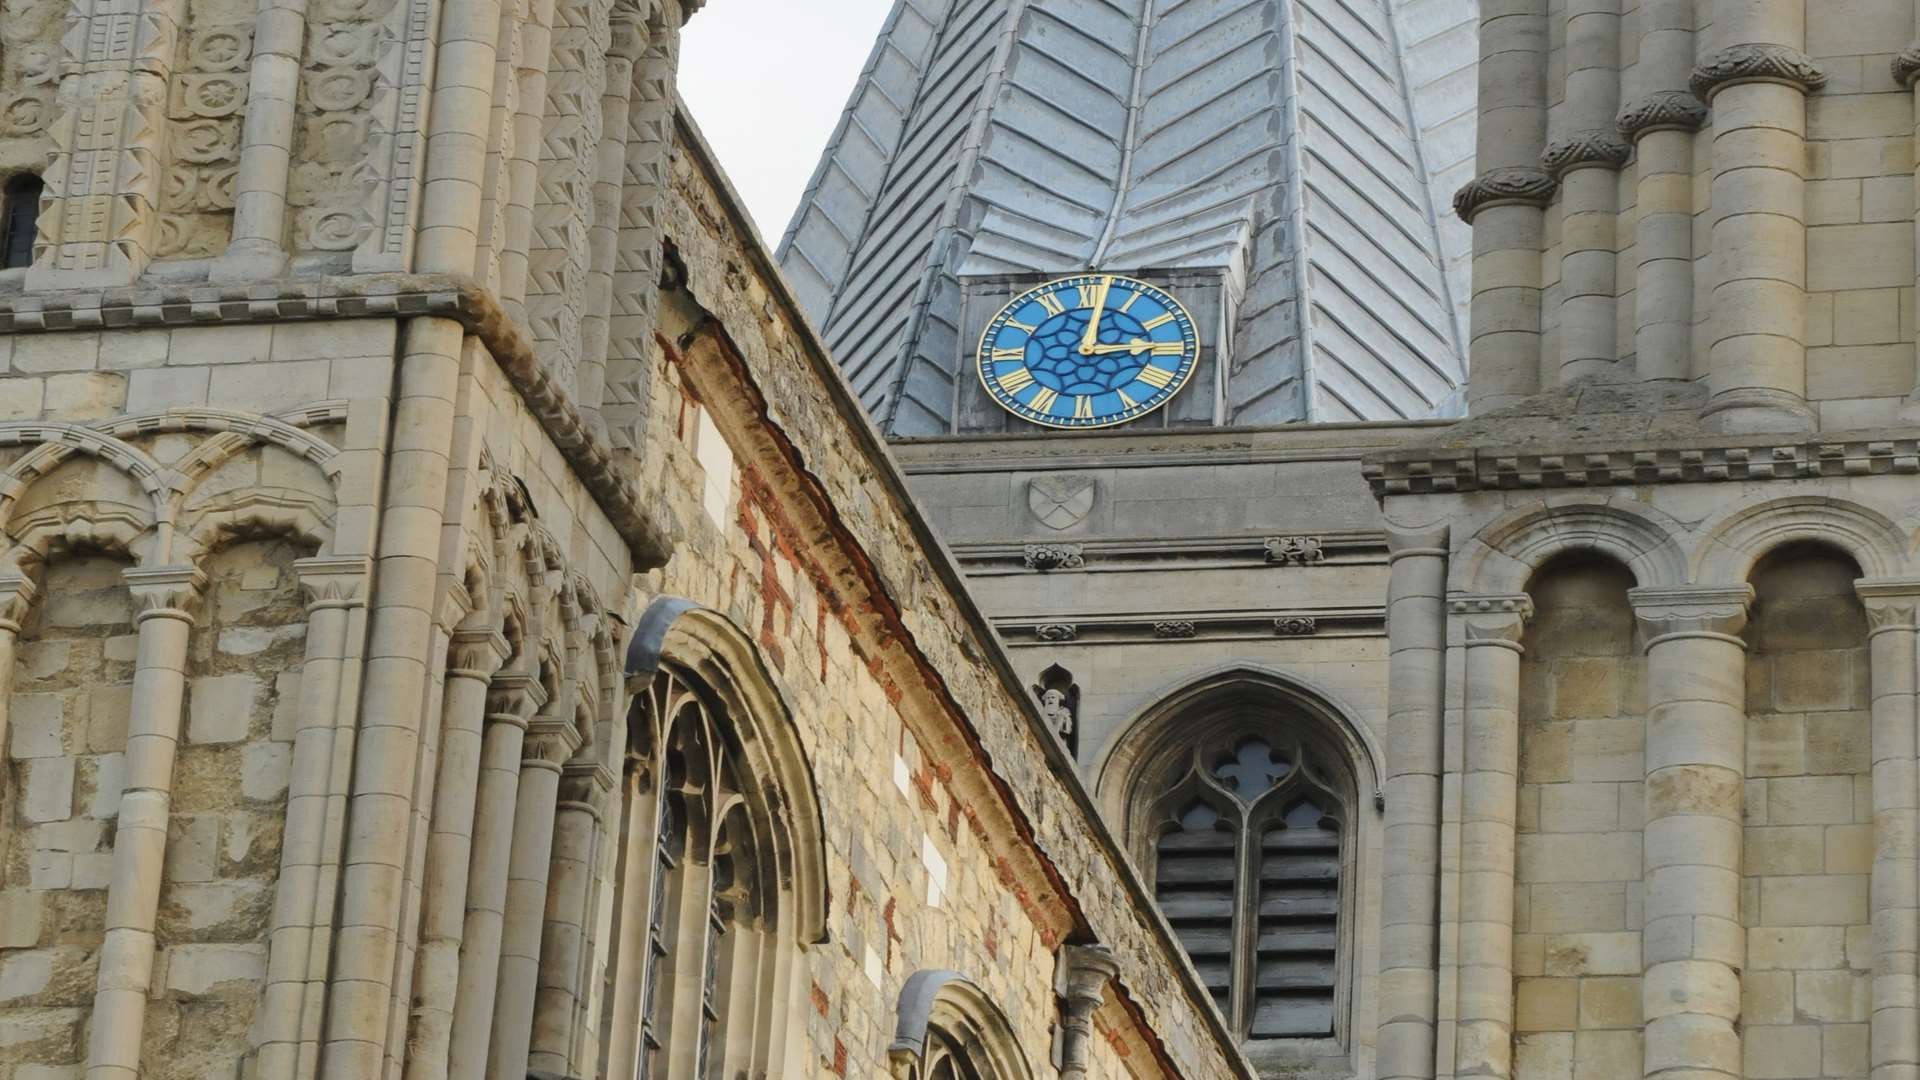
[1027,475,1096,531]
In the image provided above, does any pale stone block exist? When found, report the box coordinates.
[1577,976,1639,1028]
[205,359,331,413]
[1528,883,1627,933]
[1824,824,1872,875]
[171,324,272,366]
[21,758,74,823]
[1569,718,1641,781]
[1769,776,1859,825]
[1761,874,1868,927]
[1515,977,1578,1031]
[271,319,395,361]
[1823,1021,1869,1077]
[1806,345,1916,400]
[217,624,305,656]
[0,950,54,1003]
[1804,712,1870,775]
[15,641,69,681]
[1847,923,1873,970]
[0,890,44,948]
[1744,1024,1822,1079]
[1515,1032,1574,1080]
[269,671,303,742]
[126,366,211,411]
[1809,222,1914,291]
[166,816,218,883]
[1744,969,1795,1025]
[1809,92,1913,140]
[1543,932,1639,976]
[12,334,100,373]
[1862,175,1911,223]
[1745,826,1826,876]
[1795,969,1869,1023]
[42,372,126,419]
[103,634,138,663]
[85,752,124,819]
[188,674,259,744]
[1572,1029,1639,1080]
[1747,714,1806,777]
[1539,783,1619,833]
[29,851,70,890]
[69,852,111,890]
[163,943,267,995]
[9,694,72,758]
[1750,927,1847,970]
[99,329,171,370]
[1517,833,1640,882]
[0,377,44,419]
[1805,180,1861,225]
[241,741,291,801]
[87,685,129,752]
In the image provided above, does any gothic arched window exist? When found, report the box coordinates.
[887,970,1037,1080]
[1149,734,1347,1040]
[602,604,826,1080]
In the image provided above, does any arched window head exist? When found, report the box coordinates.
[888,971,1037,1080]
[1,173,42,270]
[1100,671,1379,1064]
[603,600,826,1080]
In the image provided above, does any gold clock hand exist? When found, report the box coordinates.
[1084,339,1153,355]
[1078,275,1113,354]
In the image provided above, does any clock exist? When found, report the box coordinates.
[976,274,1200,429]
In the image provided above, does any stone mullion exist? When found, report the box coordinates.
[402,626,511,1080]
[1694,4,1825,432]
[488,720,583,1078]
[446,670,545,1077]
[1620,0,1707,382]
[1231,801,1261,1037]
[601,762,662,1079]
[661,840,719,1080]
[317,316,466,1080]
[211,0,307,278]
[1451,596,1531,1080]
[83,565,205,1080]
[1857,579,1920,1080]
[0,574,42,784]
[1547,0,1627,386]
[527,763,608,1074]
[1900,39,1920,412]
[1458,0,1552,413]
[1630,585,1753,1080]
[1377,525,1449,1080]
[255,557,371,1079]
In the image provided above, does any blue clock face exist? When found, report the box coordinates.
[977,274,1200,429]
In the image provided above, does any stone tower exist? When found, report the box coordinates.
[778,0,1481,430]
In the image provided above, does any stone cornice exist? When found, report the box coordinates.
[1542,129,1633,178]
[1691,44,1828,103]
[1366,432,1920,497]
[0,273,670,570]
[1452,166,1557,223]
[1895,46,1920,89]
[1617,91,1710,138]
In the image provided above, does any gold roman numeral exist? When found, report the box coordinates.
[1073,395,1094,420]
[1150,341,1185,356]
[1119,291,1142,313]
[1030,387,1059,413]
[999,367,1035,392]
[1035,291,1066,317]
[1141,313,1175,331]
[990,346,1026,362]
[1136,365,1174,389]
[1005,318,1036,332]
[1116,388,1138,409]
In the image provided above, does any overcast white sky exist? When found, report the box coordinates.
[680,0,899,241]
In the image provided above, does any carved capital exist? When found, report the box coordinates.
[1451,594,1533,648]
[449,627,513,679]
[1855,578,1920,634]
[0,574,41,633]
[1894,46,1920,89]
[486,671,547,726]
[1617,91,1710,138]
[294,555,370,612]
[1056,944,1119,1009]
[1542,128,1632,178]
[1628,585,1753,644]
[524,717,582,767]
[124,565,207,624]
[1452,167,1556,224]
[1385,523,1449,559]
[1691,44,1828,103]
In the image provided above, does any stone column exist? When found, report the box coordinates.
[404,626,512,1080]
[209,0,308,280]
[415,0,506,274]
[446,671,545,1077]
[1055,944,1121,1079]
[1457,0,1554,412]
[1693,9,1826,432]
[487,720,581,1079]
[1629,585,1752,1080]
[0,574,42,775]
[528,762,610,1075]
[576,11,646,431]
[255,556,370,1079]
[319,317,467,1079]
[84,565,205,1080]
[1898,42,1920,416]
[1545,0,1628,386]
[1377,524,1449,1080]
[1451,595,1532,1080]
[1619,0,1708,383]
[1856,579,1920,1080]
[496,0,560,322]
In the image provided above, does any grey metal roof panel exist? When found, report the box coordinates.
[782,0,1476,434]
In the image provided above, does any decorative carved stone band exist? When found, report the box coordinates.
[1034,624,1078,642]
[1023,544,1085,571]
[1894,45,1920,89]
[1451,166,1557,224]
[1152,621,1197,639]
[1691,44,1828,103]
[1541,129,1633,178]
[1616,91,1710,139]
[1273,617,1317,636]
[1365,435,1920,496]
[1264,535,1326,566]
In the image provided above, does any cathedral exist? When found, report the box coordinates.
[0,0,1917,1078]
